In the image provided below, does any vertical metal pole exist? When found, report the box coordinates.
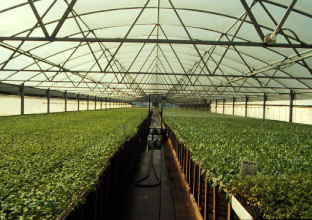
[193,164,196,196]
[162,95,164,114]
[87,95,89,111]
[64,90,67,112]
[20,84,25,115]
[204,174,208,220]
[149,94,151,113]
[245,96,248,117]
[77,93,80,111]
[101,99,103,110]
[232,97,235,115]
[197,167,201,205]
[215,99,218,113]
[289,91,295,123]
[227,203,234,220]
[213,186,218,220]
[47,88,50,114]
[263,93,267,119]
[223,98,225,114]
[95,96,97,110]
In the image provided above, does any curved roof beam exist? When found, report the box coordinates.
[2,37,310,87]
[7,6,309,45]
[1,1,310,99]
[2,41,310,96]
[2,22,307,71]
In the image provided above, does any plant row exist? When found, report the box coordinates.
[0,108,147,220]
[164,108,312,219]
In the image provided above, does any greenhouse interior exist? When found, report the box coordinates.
[0,0,311,220]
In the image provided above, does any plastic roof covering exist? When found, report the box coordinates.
[0,0,311,102]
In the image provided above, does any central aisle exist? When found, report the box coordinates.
[112,110,197,220]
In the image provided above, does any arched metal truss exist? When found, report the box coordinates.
[0,0,311,103]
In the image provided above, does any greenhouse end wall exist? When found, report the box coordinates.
[209,95,312,125]
[0,94,131,116]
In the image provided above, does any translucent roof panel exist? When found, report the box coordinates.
[0,0,311,102]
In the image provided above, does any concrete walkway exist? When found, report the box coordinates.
[113,110,197,220]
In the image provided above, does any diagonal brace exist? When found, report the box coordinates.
[28,0,50,38]
[240,0,265,41]
[51,0,77,38]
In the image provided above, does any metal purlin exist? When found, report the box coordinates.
[0,0,311,102]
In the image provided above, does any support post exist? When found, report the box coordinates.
[263,93,267,119]
[204,174,208,220]
[20,84,25,115]
[289,91,295,123]
[95,96,97,110]
[77,93,80,111]
[223,98,225,114]
[245,96,248,117]
[232,97,235,115]
[215,99,218,113]
[227,203,234,220]
[101,99,103,110]
[87,95,89,111]
[64,90,67,112]
[149,94,151,113]
[213,186,219,220]
[46,88,50,114]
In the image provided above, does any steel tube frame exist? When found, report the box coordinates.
[20,84,25,115]
[65,90,67,112]
[289,91,295,123]
[3,69,312,80]
[232,97,235,115]
[273,0,297,35]
[47,88,50,114]
[263,93,267,119]
[245,96,248,117]
[0,37,310,48]
[240,0,265,40]
[77,93,80,111]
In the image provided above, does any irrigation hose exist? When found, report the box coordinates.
[135,141,161,187]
